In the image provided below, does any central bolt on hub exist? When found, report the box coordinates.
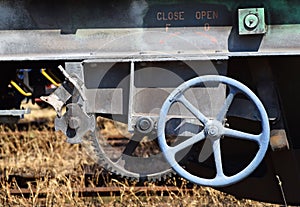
[208,126,219,137]
[69,117,80,129]
[204,120,224,139]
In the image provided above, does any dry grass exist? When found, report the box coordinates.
[0,102,281,206]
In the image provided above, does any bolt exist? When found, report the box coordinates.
[69,117,80,129]
[139,119,151,131]
[208,126,218,137]
[244,13,259,29]
[136,117,154,133]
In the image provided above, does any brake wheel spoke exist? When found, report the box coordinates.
[224,128,261,142]
[212,139,225,178]
[170,131,206,154]
[177,95,209,124]
[216,86,237,121]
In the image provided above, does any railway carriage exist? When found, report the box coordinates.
[0,0,300,205]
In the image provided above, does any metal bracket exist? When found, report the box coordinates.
[238,8,267,35]
[0,108,30,117]
[41,62,95,144]
[55,103,95,144]
[0,108,31,124]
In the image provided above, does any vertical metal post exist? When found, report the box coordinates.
[128,61,135,133]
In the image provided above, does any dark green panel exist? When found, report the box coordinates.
[0,0,299,32]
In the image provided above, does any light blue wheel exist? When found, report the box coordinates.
[157,75,270,187]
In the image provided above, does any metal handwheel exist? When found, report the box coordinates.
[157,75,270,187]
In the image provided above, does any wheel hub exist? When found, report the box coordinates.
[204,120,223,139]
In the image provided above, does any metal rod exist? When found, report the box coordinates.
[276,175,287,207]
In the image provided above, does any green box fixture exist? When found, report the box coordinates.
[238,8,266,35]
